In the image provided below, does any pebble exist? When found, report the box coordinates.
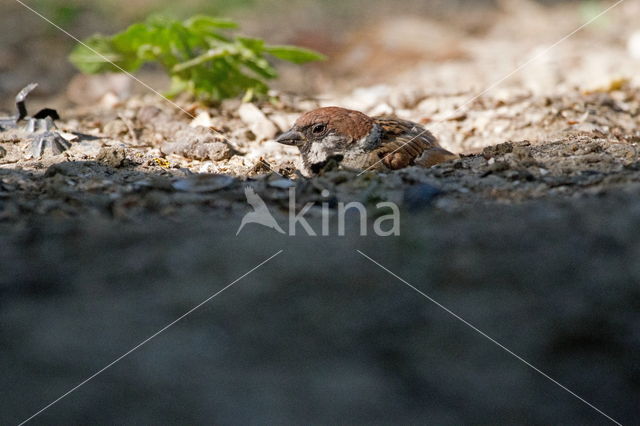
[161,140,234,162]
[172,175,235,192]
[190,111,213,128]
[96,146,127,168]
[238,103,278,141]
[403,183,442,211]
[268,178,296,189]
[628,31,640,60]
[103,119,129,138]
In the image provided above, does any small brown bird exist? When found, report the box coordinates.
[276,106,457,175]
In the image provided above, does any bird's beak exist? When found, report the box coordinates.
[275,130,305,146]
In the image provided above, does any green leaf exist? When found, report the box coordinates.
[186,15,239,31]
[69,35,140,73]
[242,58,278,80]
[237,36,265,53]
[68,14,326,101]
[111,23,154,52]
[265,45,326,64]
[172,45,238,73]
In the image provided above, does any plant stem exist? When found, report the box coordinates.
[172,46,239,73]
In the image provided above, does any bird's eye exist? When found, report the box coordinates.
[311,123,326,135]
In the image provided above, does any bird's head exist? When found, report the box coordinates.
[276,106,381,174]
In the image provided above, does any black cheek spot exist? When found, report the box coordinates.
[309,154,344,174]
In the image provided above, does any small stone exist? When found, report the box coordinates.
[629,31,640,60]
[238,103,278,141]
[161,139,234,162]
[0,145,6,159]
[403,183,442,211]
[482,142,514,159]
[488,161,510,173]
[58,131,79,142]
[172,175,235,192]
[190,111,213,128]
[96,146,127,168]
[269,113,298,133]
[268,178,296,189]
[103,119,129,138]
[191,142,234,161]
[368,103,394,117]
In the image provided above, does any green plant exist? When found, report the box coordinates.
[69,15,325,100]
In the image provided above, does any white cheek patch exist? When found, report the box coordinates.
[306,135,345,163]
[319,134,343,149]
[307,142,331,163]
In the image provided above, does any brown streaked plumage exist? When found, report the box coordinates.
[276,106,457,175]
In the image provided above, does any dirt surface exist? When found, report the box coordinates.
[1,84,640,222]
[2,1,640,424]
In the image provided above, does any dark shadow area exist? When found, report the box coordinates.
[0,161,639,424]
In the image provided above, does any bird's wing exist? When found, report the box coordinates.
[373,118,455,169]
